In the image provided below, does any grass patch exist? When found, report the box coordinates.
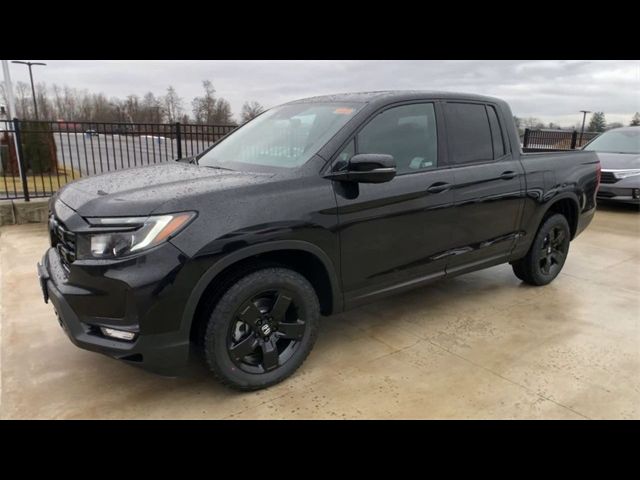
[0,167,79,195]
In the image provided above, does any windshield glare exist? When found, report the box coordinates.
[584,129,640,154]
[198,102,361,169]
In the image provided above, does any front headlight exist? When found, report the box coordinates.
[613,169,640,180]
[77,212,195,259]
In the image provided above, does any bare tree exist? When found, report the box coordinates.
[15,81,31,119]
[0,81,9,115]
[57,85,81,121]
[52,84,65,120]
[141,92,163,123]
[123,95,141,123]
[109,97,128,123]
[78,91,94,121]
[1,78,242,125]
[241,101,265,123]
[92,93,114,122]
[192,80,218,124]
[163,86,183,123]
[214,98,234,124]
[35,82,54,120]
[520,117,545,129]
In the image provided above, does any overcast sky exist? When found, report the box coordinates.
[5,60,639,126]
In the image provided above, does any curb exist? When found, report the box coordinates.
[0,198,50,226]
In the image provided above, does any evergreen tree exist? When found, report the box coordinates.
[588,112,607,132]
[630,112,640,126]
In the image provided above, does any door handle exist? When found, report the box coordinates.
[499,171,517,180]
[426,182,451,194]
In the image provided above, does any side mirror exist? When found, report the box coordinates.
[325,154,396,184]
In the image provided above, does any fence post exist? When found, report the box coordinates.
[570,130,577,149]
[523,128,530,149]
[175,122,182,160]
[13,119,30,202]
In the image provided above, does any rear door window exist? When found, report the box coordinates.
[444,102,493,165]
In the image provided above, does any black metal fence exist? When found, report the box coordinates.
[0,119,237,200]
[522,128,600,152]
[1,120,606,201]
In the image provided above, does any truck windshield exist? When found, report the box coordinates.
[198,102,361,170]
[583,129,640,154]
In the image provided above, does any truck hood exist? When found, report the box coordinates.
[56,163,273,217]
[594,152,640,170]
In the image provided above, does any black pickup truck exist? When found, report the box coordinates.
[38,91,600,390]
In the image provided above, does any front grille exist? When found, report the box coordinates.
[600,171,618,184]
[597,190,616,198]
[49,215,77,271]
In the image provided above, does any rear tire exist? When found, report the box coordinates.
[511,213,571,286]
[203,267,320,391]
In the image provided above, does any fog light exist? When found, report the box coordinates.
[100,327,136,341]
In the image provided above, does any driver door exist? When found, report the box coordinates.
[332,102,457,308]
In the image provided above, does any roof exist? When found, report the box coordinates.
[285,90,504,105]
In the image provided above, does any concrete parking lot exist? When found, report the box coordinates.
[0,204,638,419]
[51,133,211,176]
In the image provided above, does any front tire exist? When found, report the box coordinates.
[203,267,320,391]
[511,213,571,286]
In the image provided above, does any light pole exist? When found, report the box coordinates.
[579,110,591,147]
[11,60,47,120]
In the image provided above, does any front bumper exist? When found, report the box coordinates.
[37,246,193,375]
[597,184,640,205]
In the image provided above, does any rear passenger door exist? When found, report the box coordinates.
[443,102,524,274]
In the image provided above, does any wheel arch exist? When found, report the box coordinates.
[540,193,580,239]
[512,192,581,263]
[182,240,343,345]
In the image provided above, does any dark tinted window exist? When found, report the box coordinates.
[445,102,493,164]
[357,103,437,174]
[487,105,506,158]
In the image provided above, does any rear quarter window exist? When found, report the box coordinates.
[486,105,506,158]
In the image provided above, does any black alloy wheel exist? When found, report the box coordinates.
[511,213,571,286]
[538,225,568,276]
[203,267,320,390]
[228,289,306,374]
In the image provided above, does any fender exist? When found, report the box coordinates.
[179,240,344,335]
[538,191,581,237]
[512,191,580,261]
